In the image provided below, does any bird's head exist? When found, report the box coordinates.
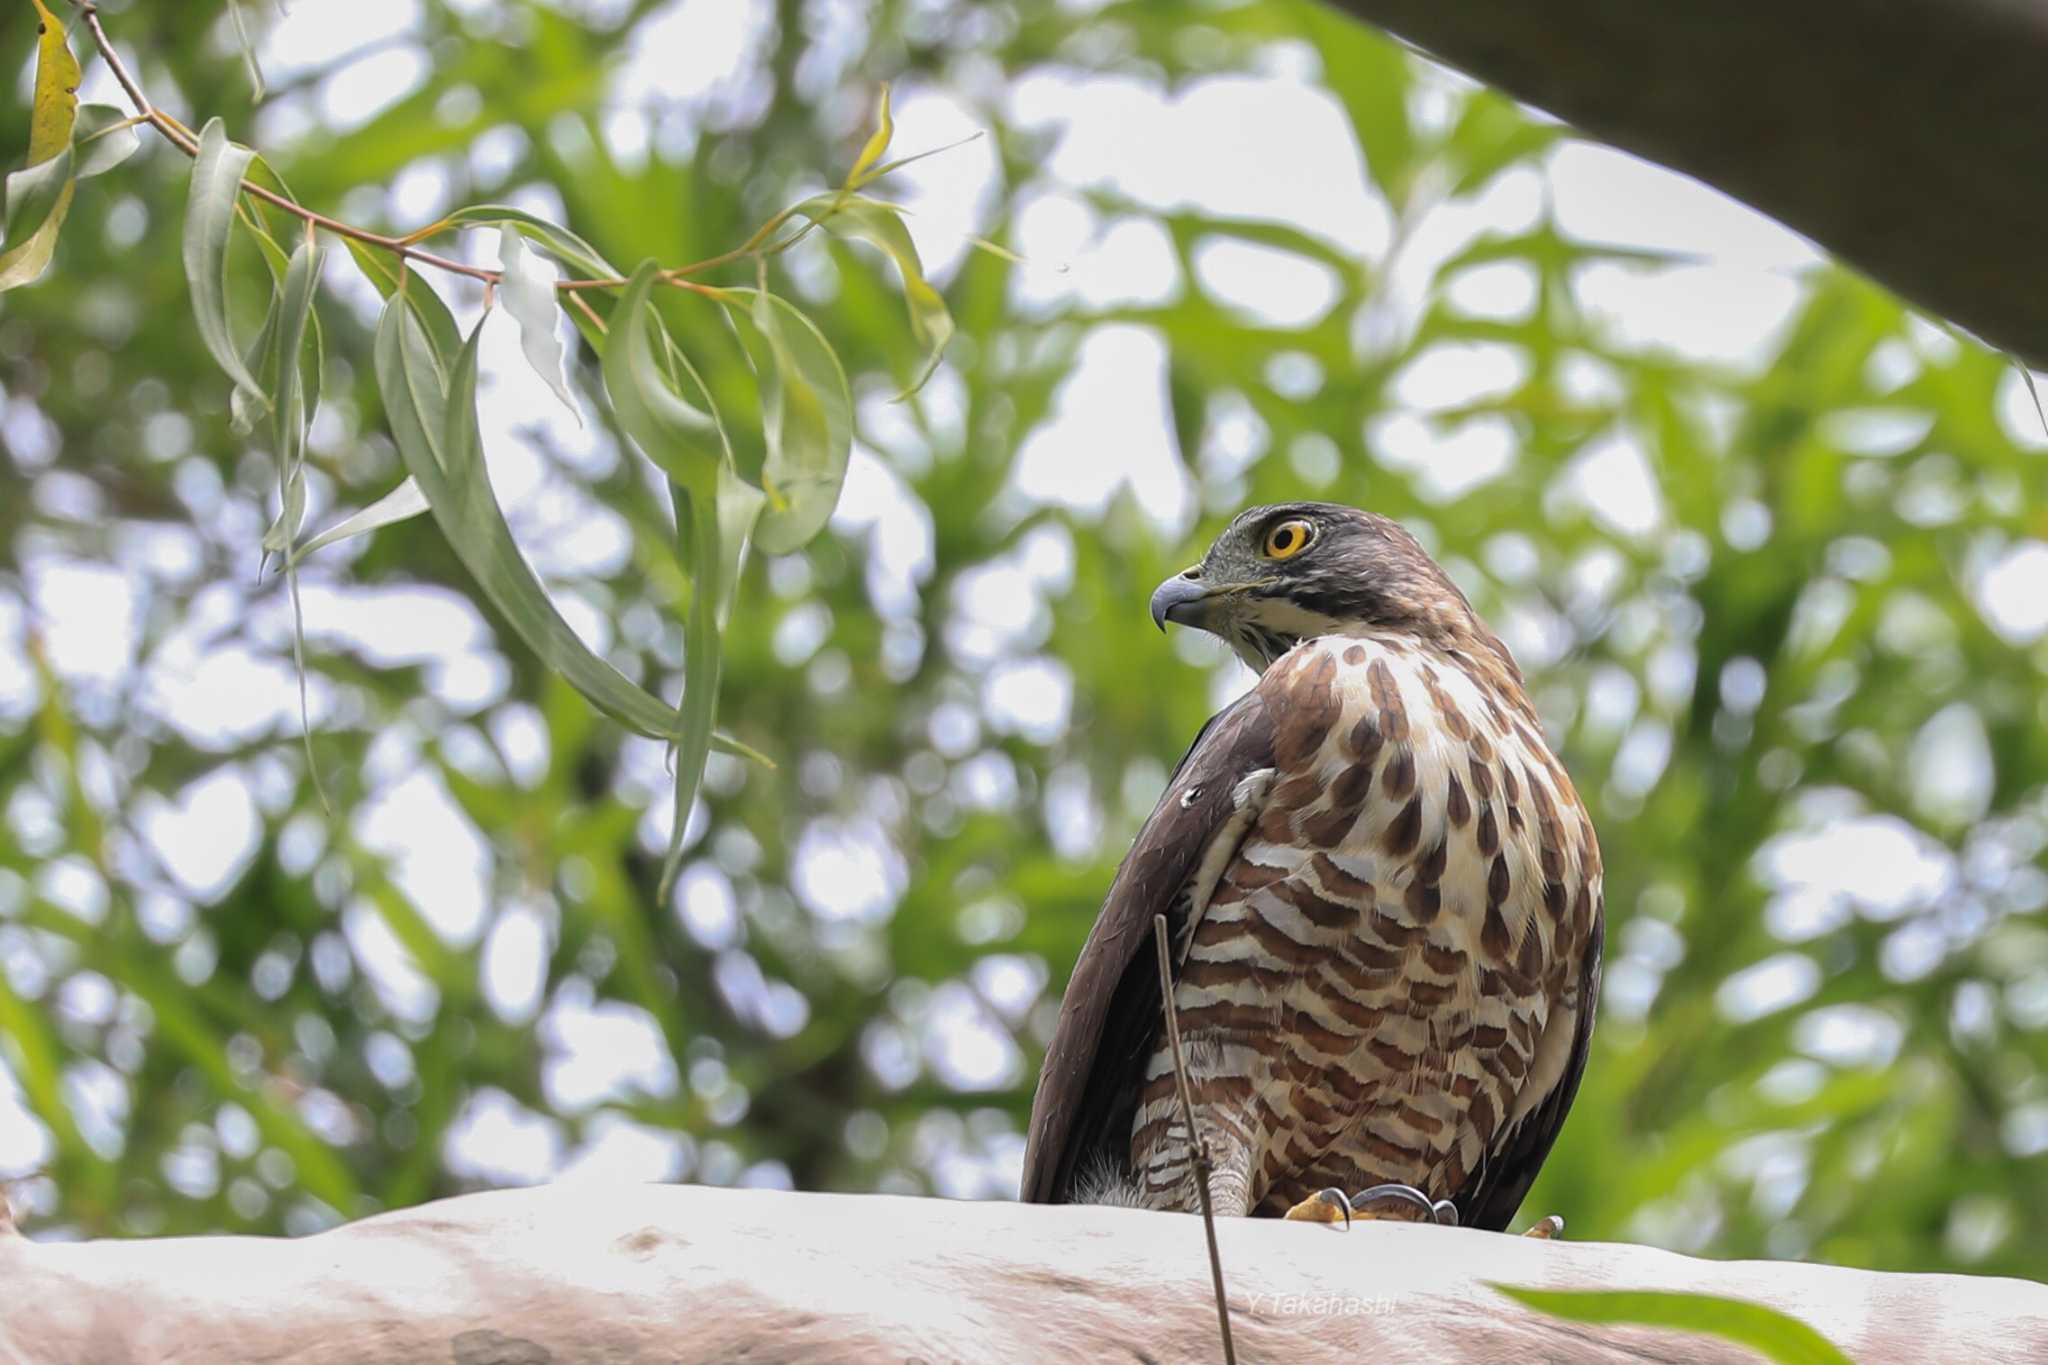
[1149,502,1486,673]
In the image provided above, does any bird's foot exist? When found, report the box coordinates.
[1521,1214,1566,1239]
[1282,1183,1458,1229]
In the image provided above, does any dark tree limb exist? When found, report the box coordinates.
[1325,0,2048,366]
[1,1183,2042,1363]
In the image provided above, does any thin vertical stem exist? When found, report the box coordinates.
[1153,913,1236,1365]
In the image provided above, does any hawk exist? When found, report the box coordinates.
[1021,502,1602,1232]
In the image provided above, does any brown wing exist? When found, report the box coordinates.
[1020,689,1277,1204]
[1454,906,1604,1231]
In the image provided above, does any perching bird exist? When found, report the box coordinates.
[1021,502,1602,1232]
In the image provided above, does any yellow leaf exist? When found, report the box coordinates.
[844,83,894,189]
[26,0,82,165]
[0,177,73,290]
[0,0,82,289]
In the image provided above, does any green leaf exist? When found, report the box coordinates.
[270,231,326,492]
[601,259,720,494]
[184,118,267,407]
[0,144,73,259]
[374,290,730,746]
[260,467,306,558]
[375,287,453,470]
[1490,1286,1854,1365]
[0,2,78,293]
[71,105,142,180]
[225,0,267,102]
[660,480,731,902]
[790,192,952,392]
[438,203,619,278]
[652,458,767,902]
[854,132,986,190]
[845,83,895,188]
[495,223,581,422]
[295,477,430,558]
[260,231,330,806]
[230,295,280,439]
[598,261,756,894]
[343,236,462,373]
[0,175,70,290]
[722,285,853,554]
[710,462,766,627]
[228,201,327,432]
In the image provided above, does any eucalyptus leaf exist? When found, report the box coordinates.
[441,204,618,278]
[184,119,267,407]
[495,224,581,422]
[230,297,280,439]
[711,463,766,627]
[260,468,306,556]
[720,286,852,554]
[661,437,772,896]
[375,293,735,747]
[854,131,987,192]
[1,146,74,259]
[24,0,80,165]
[790,192,952,392]
[1,0,79,290]
[270,232,326,488]
[343,236,462,372]
[295,477,430,558]
[225,0,267,102]
[660,479,727,903]
[0,179,70,291]
[71,105,141,181]
[845,83,894,188]
[601,259,720,494]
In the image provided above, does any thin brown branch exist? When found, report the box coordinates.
[68,1,787,299]
[76,3,496,284]
[1152,913,1236,1365]
[72,2,928,309]
[567,290,608,335]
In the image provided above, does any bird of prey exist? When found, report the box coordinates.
[1021,502,1602,1232]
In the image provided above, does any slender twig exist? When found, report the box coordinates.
[567,291,609,336]
[75,3,498,281]
[1152,914,1236,1365]
[66,1,807,298]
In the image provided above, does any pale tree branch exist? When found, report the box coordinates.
[1321,0,2048,367]
[0,1183,2041,1363]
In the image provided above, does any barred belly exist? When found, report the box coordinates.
[1125,635,1599,1217]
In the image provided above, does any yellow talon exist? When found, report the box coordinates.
[1522,1214,1566,1239]
[1283,1187,1354,1227]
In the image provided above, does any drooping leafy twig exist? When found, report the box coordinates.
[29,2,961,905]
[70,7,953,318]
[1152,914,1237,1365]
[74,2,495,285]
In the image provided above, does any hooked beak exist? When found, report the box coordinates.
[1150,569,1212,632]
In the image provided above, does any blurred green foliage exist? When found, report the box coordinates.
[1,0,2044,1286]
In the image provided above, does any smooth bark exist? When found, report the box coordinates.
[1325,0,2048,365]
[1,1183,2041,1363]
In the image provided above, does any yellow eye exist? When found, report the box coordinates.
[1262,518,1314,560]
